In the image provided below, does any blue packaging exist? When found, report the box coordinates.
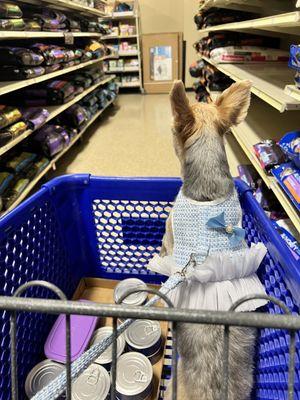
[288,44,300,71]
[279,131,300,169]
[272,162,300,212]
[272,221,300,262]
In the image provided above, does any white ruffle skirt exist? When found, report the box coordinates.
[148,243,268,312]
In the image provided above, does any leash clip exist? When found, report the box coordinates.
[178,253,197,278]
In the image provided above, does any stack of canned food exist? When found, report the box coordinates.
[25,279,164,399]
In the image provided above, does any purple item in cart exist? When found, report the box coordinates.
[44,300,98,363]
[22,108,50,130]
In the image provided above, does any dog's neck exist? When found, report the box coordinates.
[181,131,234,202]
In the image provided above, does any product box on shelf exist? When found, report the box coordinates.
[272,162,300,212]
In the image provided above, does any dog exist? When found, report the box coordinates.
[148,80,268,400]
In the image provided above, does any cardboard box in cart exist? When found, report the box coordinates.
[73,278,169,400]
[142,33,183,93]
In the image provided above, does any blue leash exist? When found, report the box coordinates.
[32,256,196,400]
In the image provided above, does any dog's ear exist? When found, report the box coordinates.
[215,80,252,128]
[170,80,195,136]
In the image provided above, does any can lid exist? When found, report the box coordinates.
[25,359,65,398]
[114,278,147,306]
[116,352,153,396]
[89,327,125,364]
[125,320,161,349]
[72,363,110,400]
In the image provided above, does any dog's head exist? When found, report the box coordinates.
[170,80,252,166]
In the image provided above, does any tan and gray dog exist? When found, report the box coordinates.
[149,80,268,400]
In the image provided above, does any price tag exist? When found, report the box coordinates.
[64,32,74,45]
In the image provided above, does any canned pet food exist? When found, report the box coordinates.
[72,363,110,400]
[89,327,125,369]
[25,359,65,398]
[114,278,148,306]
[116,352,153,400]
[125,320,163,364]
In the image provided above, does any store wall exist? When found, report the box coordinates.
[139,0,184,34]
[139,0,199,88]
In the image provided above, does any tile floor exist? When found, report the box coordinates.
[52,93,181,178]
[52,93,246,179]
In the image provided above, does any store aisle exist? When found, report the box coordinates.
[52,94,181,177]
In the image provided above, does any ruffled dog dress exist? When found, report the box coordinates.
[148,188,268,311]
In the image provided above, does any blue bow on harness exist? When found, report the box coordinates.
[206,211,245,248]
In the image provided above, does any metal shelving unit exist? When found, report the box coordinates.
[0,31,102,39]
[101,0,143,91]
[1,98,115,216]
[197,1,300,232]
[18,0,107,17]
[202,57,300,112]
[0,75,115,157]
[0,1,118,213]
[0,56,110,97]
[199,0,294,12]
[101,34,138,39]
[229,98,300,231]
[105,68,139,73]
[200,11,300,35]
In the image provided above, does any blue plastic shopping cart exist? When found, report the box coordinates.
[0,174,299,400]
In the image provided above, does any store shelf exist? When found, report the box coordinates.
[106,68,139,73]
[200,11,300,35]
[101,34,138,40]
[101,12,136,20]
[229,97,300,231]
[202,56,300,112]
[119,51,139,56]
[199,0,292,12]
[119,81,141,88]
[106,52,139,59]
[0,75,115,157]
[19,0,107,17]
[284,85,300,101]
[2,98,116,216]
[52,98,115,165]
[0,56,109,97]
[0,31,102,39]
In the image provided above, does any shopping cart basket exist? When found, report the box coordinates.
[0,174,299,400]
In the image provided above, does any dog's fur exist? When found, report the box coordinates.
[163,80,256,400]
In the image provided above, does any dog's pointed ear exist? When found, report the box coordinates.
[215,80,252,128]
[170,80,195,134]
